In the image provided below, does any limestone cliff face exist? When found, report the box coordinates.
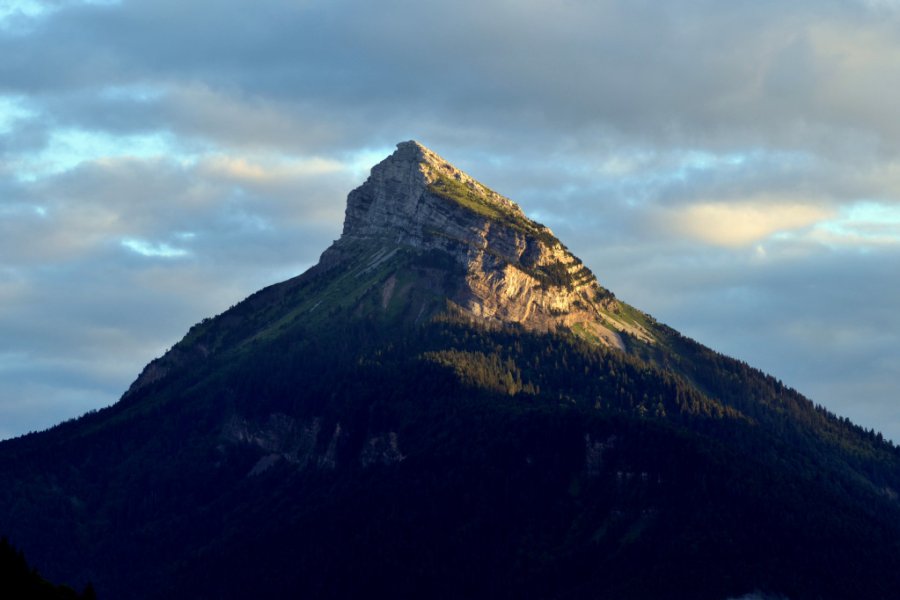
[319,141,652,349]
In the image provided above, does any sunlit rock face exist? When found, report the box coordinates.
[320,140,651,348]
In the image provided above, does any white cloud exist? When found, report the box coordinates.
[663,199,833,246]
[0,0,49,25]
[812,201,900,246]
[16,129,188,182]
[859,0,900,13]
[198,154,345,182]
[121,238,189,258]
[0,95,33,133]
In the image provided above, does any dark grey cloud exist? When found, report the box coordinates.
[5,0,899,157]
[1,0,899,440]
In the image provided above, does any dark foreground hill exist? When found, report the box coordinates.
[0,537,95,599]
[1,142,899,599]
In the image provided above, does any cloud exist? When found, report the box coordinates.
[1,0,896,157]
[811,201,900,246]
[121,237,189,258]
[664,199,833,246]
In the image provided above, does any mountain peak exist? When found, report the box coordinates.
[391,139,431,163]
[314,141,650,348]
[389,140,521,211]
[336,140,527,245]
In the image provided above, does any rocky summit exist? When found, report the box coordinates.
[1,142,899,600]
[320,140,648,348]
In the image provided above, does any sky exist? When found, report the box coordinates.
[1,0,899,441]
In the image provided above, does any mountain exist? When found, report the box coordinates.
[126,140,636,401]
[1,141,899,600]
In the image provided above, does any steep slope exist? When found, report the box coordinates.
[1,142,899,600]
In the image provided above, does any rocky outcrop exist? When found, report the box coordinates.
[222,413,324,474]
[360,432,405,467]
[222,414,405,475]
[319,141,652,348]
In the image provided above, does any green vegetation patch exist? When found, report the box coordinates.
[427,175,558,246]
[571,322,603,346]
[428,175,598,290]
[531,260,575,289]
[423,349,536,396]
[428,175,507,221]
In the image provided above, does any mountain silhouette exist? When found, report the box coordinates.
[1,141,898,600]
